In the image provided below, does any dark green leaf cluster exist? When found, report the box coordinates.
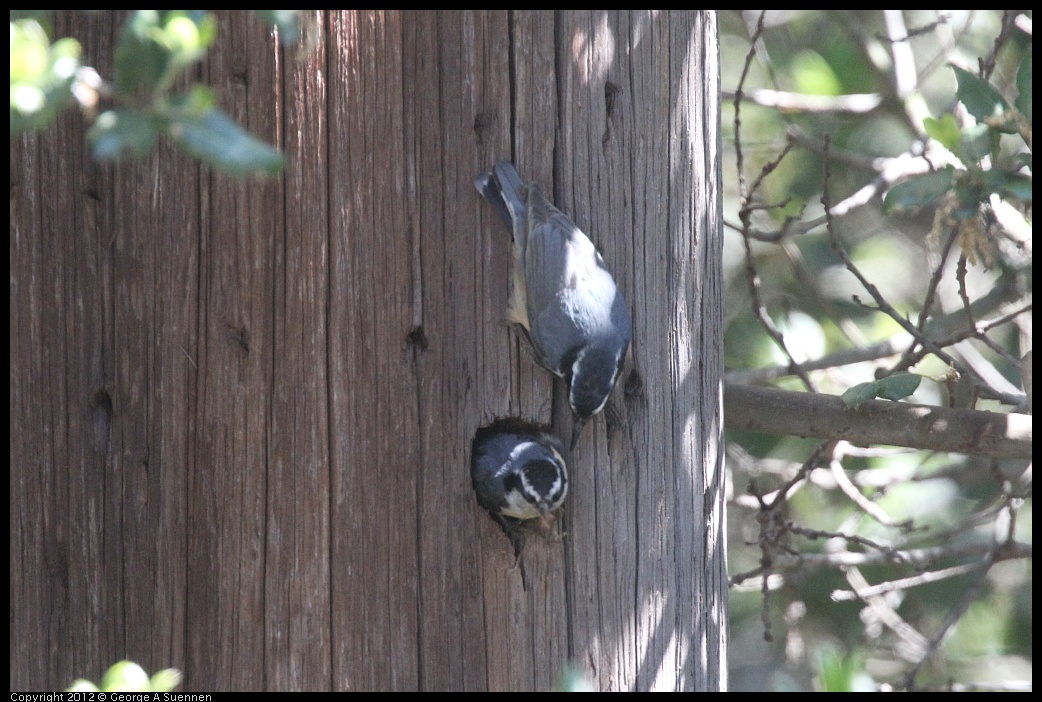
[841,372,923,409]
[884,59,1032,219]
[10,17,81,135]
[10,10,295,176]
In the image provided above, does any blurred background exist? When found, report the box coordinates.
[718,10,1031,692]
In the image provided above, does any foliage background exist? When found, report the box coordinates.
[719,10,1031,691]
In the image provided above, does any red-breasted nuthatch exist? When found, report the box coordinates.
[474,161,632,449]
[471,418,569,533]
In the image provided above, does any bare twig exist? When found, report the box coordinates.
[746,137,796,200]
[877,13,954,43]
[739,224,817,392]
[733,13,817,392]
[737,147,941,242]
[829,453,910,528]
[770,442,833,508]
[917,11,977,82]
[721,88,882,113]
[786,125,879,169]
[897,520,1017,691]
[726,298,1031,386]
[913,224,961,340]
[978,10,1018,80]
[759,539,1030,574]
[934,301,1033,348]
[831,561,982,601]
[787,523,908,560]
[885,10,918,99]
[843,567,930,662]
[733,11,766,203]
[955,254,1023,367]
[817,138,1023,405]
[888,300,1032,408]
[725,338,906,384]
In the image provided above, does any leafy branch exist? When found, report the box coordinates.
[11,10,301,176]
[724,9,1031,691]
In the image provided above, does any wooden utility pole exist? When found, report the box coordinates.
[9,11,725,691]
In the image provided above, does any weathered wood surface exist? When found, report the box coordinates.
[9,10,724,691]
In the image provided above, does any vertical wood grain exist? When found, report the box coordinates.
[269,10,332,691]
[186,11,280,690]
[327,10,421,692]
[9,10,724,692]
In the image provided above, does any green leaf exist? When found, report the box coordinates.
[817,648,850,692]
[842,374,922,408]
[158,11,217,66]
[112,11,216,98]
[791,50,842,96]
[10,19,51,82]
[816,648,872,692]
[951,180,983,220]
[923,114,962,152]
[951,65,1009,122]
[554,665,597,692]
[841,382,880,409]
[168,107,285,176]
[256,10,301,44]
[958,122,993,163]
[165,84,219,117]
[9,10,52,26]
[69,661,180,693]
[883,167,954,212]
[101,661,151,692]
[9,19,81,134]
[148,668,183,693]
[89,109,159,160]
[998,174,1033,202]
[876,372,922,401]
[113,10,170,96]
[1015,51,1032,122]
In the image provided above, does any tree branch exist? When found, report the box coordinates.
[724,383,1032,459]
[721,88,882,113]
[735,539,1030,577]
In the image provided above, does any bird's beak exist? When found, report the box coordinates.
[570,416,588,450]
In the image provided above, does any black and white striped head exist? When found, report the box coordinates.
[565,331,629,449]
[471,419,568,523]
[499,441,568,520]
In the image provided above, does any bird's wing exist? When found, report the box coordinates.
[471,443,510,513]
[523,186,611,370]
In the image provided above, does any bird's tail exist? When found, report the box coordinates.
[474,161,527,246]
[475,161,531,332]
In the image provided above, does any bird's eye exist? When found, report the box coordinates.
[504,473,523,492]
